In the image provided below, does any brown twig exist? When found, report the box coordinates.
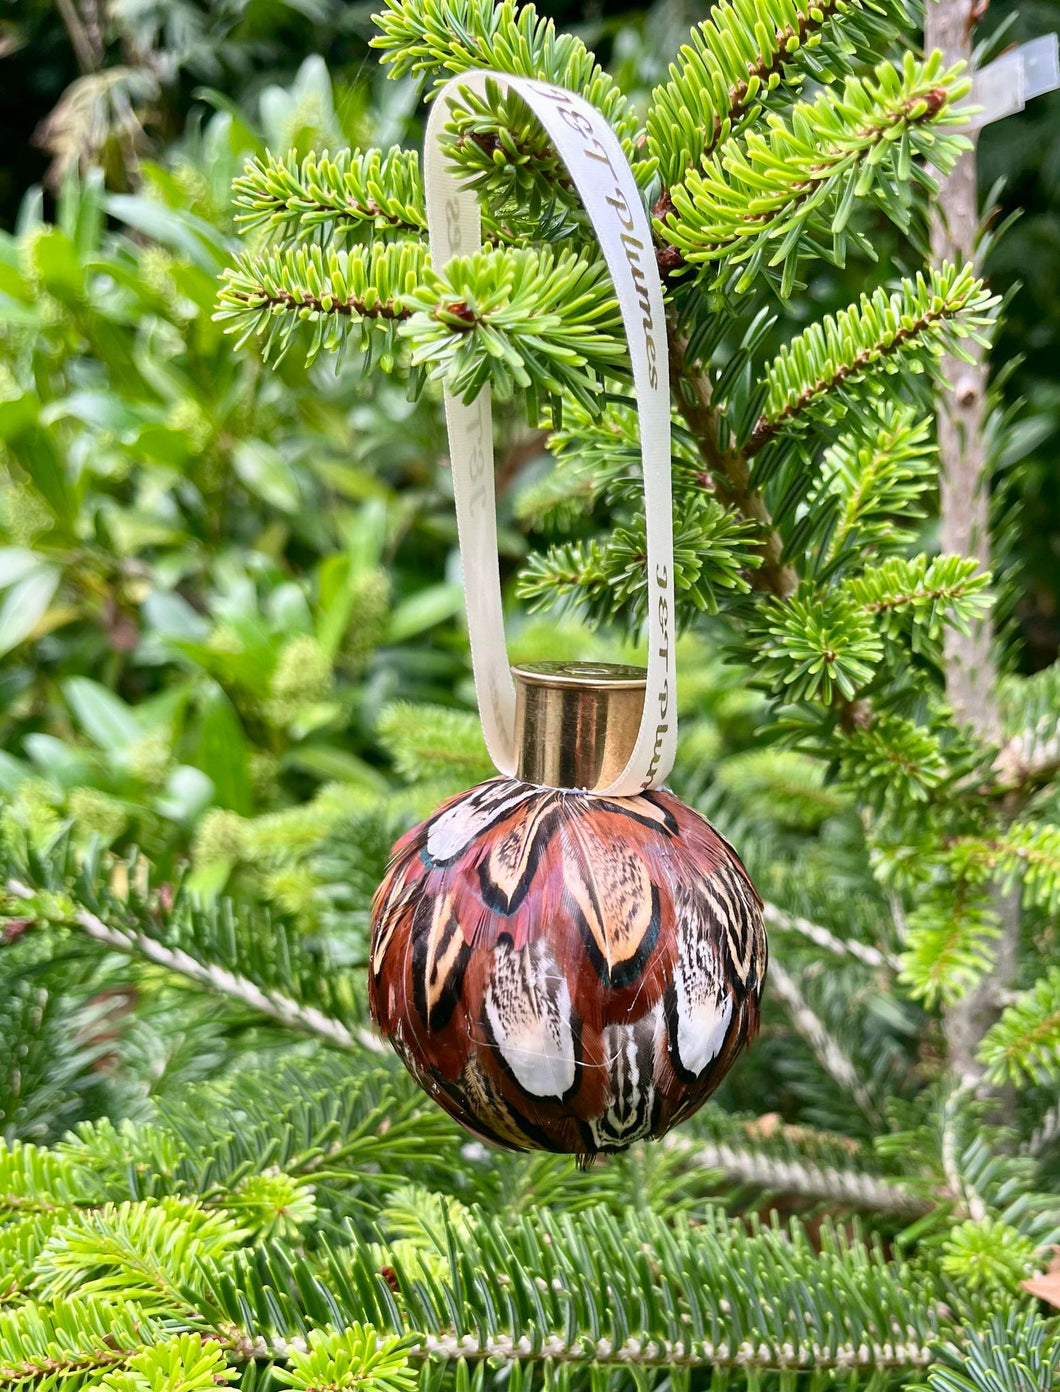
[668,325,798,599]
[227,289,411,321]
[54,0,102,74]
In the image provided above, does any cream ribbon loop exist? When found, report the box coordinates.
[424,71,676,795]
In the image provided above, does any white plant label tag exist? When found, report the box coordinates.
[968,34,1059,129]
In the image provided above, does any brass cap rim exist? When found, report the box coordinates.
[510,660,647,691]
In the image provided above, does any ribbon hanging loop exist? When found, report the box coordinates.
[424,71,676,796]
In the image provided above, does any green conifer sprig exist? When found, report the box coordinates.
[836,714,950,806]
[659,52,969,297]
[231,148,426,246]
[399,246,625,412]
[202,1207,944,1376]
[433,80,604,221]
[33,1198,245,1312]
[99,1333,236,1392]
[6,837,371,1047]
[277,1326,418,1392]
[812,405,936,568]
[516,496,762,624]
[371,0,637,149]
[375,703,493,784]
[747,263,999,456]
[913,1313,1060,1392]
[978,966,1060,1087]
[899,887,1002,1007]
[215,241,427,365]
[941,823,1060,913]
[844,556,991,649]
[0,1297,161,1386]
[647,0,907,185]
[371,0,655,226]
[514,401,707,532]
[755,590,885,703]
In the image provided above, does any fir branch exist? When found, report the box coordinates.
[647,0,905,184]
[945,823,1060,912]
[409,1332,932,1371]
[33,1198,243,1313]
[208,1207,940,1374]
[899,885,1001,1009]
[215,241,426,365]
[937,1089,988,1222]
[71,904,376,1052]
[5,880,383,1056]
[0,1142,83,1219]
[232,147,426,245]
[93,1334,239,1392]
[716,747,849,830]
[977,967,1060,1088]
[516,495,761,625]
[376,703,493,784]
[659,52,969,296]
[371,0,637,148]
[763,902,898,970]
[399,246,625,414]
[747,263,998,455]
[663,1134,929,1216]
[768,959,880,1121]
[1026,1101,1060,1158]
[371,0,651,223]
[255,1328,934,1374]
[912,1313,1060,1392]
[437,79,589,222]
[815,405,937,564]
[754,589,884,703]
[847,556,989,621]
[0,1298,157,1387]
[836,715,950,807]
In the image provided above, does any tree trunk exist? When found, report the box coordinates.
[926,0,1019,1091]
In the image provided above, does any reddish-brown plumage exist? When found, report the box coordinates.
[368,776,766,1157]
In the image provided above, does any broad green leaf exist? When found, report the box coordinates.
[10,426,76,527]
[171,640,275,697]
[104,194,228,267]
[0,749,28,794]
[142,591,211,642]
[0,566,60,656]
[317,553,354,657]
[41,391,145,438]
[29,227,83,299]
[194,687,253,815]
[155,765,215,822]
[0,549,42,589]
[385,583,463,642]
[281,744,390,789]
[232,440,302,514]
[23,733,96,788]
[63,677,141,751]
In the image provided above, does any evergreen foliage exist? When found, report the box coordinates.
[1,0,1058,1387]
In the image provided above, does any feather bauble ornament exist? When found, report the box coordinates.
[368,663,767,1159]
